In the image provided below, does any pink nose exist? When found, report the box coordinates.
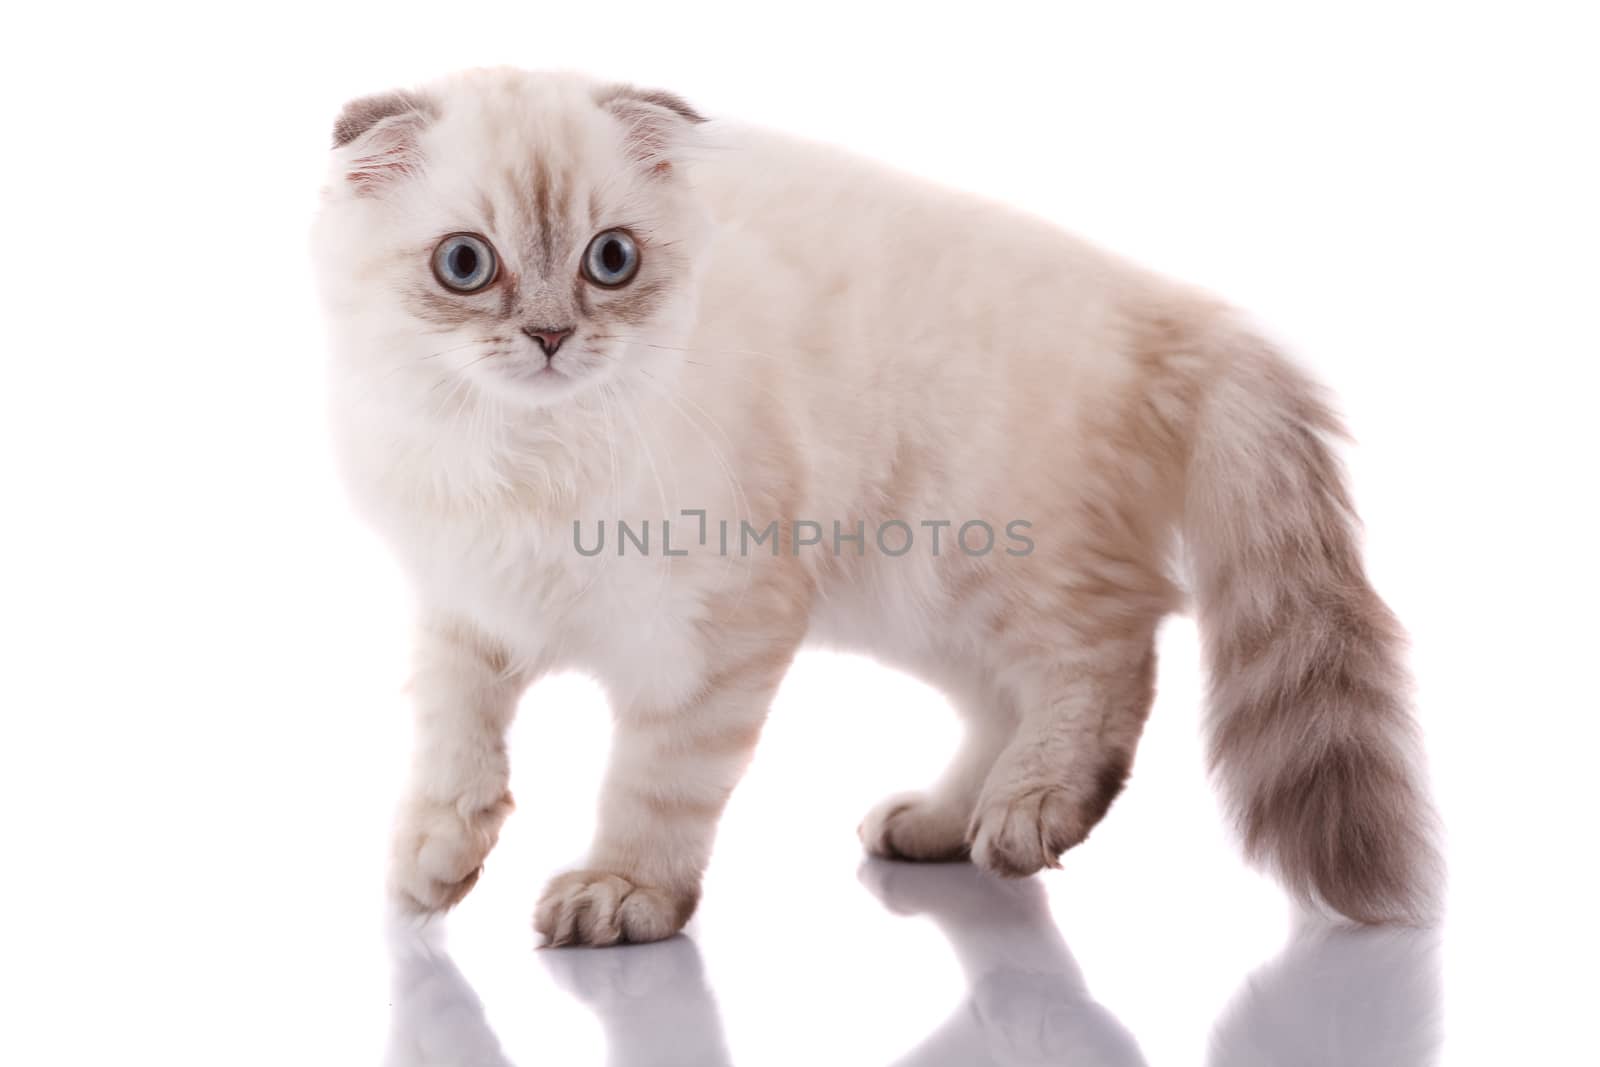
[523,326,573,356]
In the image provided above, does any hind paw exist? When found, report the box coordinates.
[859,792,971,862]
[969,788,1087,878]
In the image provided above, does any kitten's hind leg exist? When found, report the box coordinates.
[970,632,1158,878]
[859,671,1019,862]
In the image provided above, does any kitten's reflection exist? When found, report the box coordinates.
[859,859,1148,1066]
[1208,919,1441,1066]
[860,858,1442,1067]
[384,924,732,1067]
[540,934,735,1067]
[384,925,515,1067]
[383,868,1441,1067]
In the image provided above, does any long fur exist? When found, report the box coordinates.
[1184,330,1441,923]
[313,68,1441,944]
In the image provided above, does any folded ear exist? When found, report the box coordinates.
[330,90,434,194]
[596,85,705,177]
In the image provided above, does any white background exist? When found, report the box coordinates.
[2,3,1596,1064]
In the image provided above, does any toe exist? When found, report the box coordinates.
[858,793,918,857]
[390,792,513,915]
[536,871,694,947]
[971,788,1087,878]
[617,886,686,943]
[860,793,971,862]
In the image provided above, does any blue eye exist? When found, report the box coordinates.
[432,233,498,293]
[582,229,640,288]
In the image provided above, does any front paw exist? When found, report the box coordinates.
[389,791,514,915]
[534,870,697,947]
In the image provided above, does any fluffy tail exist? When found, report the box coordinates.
[1183,327,1441,925]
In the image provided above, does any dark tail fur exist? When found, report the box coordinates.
[1184,327,1441,924]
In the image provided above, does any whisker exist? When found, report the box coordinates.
[593,335,794,362]
[419,338,490,362]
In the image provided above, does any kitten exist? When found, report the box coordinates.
[313,68,1440,946]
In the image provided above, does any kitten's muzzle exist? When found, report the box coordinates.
[522,325,573,357]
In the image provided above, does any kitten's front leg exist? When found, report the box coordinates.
[535,606,805,947]
[390,616,526,915]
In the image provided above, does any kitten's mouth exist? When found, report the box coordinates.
[476,340,605,397]
[482,352,597,397]
[504,358,567,382]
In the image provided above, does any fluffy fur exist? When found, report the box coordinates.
[313,68,1441,945]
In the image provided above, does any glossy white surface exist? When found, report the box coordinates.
[384,861,1440,1067]
[2,3,1595,1064]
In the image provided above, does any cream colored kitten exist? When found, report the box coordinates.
[313,68,1440,946]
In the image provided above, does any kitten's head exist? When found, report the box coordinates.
[313,70,709,411]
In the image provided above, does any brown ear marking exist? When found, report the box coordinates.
[596,84,706,125]
[331,90,433,148]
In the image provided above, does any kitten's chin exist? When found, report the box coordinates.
[473,358,606,406]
